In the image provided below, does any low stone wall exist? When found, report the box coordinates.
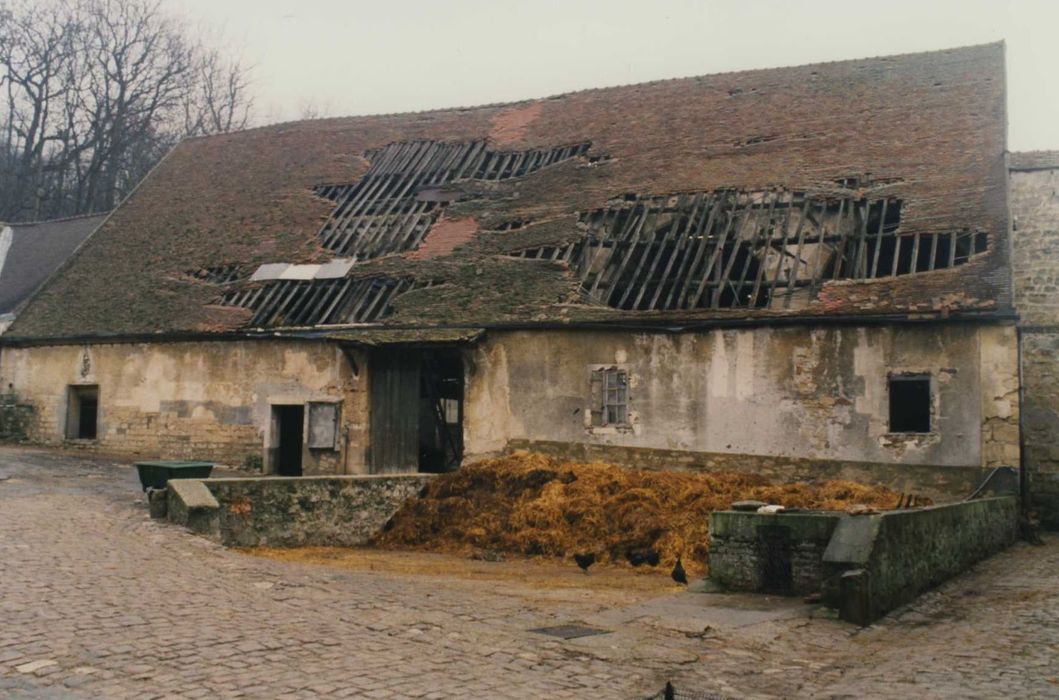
[822,496,1018,624]
[168,474,432,547]
[708,511,841,595]
[508,439,993,503]
[708,496,1018,624]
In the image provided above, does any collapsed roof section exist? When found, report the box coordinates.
[7,43,1011,340]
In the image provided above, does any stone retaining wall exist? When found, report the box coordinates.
[822,496,1018,624]
[168,474,432,547]
[708,496,1018,624]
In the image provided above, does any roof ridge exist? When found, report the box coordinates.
[183,41,1004,143]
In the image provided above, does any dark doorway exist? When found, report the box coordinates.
[66,385,99,440]
[272,405,304,476]
[419,351,464,473]
[758,525,793,595]
[370,348,464,474]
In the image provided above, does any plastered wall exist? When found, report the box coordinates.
[465,324,1019,470]
[0,340,369,474]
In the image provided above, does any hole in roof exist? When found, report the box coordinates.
[509,190,987,313]
[312,140,594,260]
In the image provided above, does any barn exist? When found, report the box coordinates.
[0,43,1025,506]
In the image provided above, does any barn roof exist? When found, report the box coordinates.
[7,43,1011,343]
[0,214,106,321]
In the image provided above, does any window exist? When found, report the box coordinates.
[889,374,931,433]
[307,401,340,450]
[66,385,99,440]
[590,367,629,427]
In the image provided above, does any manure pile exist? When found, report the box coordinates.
[373,452,906,574]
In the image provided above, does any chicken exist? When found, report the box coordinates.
[671,557,688,585]
[574,552,596,573]
[625,549,660,567]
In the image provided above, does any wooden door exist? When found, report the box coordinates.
[369,350,420,473]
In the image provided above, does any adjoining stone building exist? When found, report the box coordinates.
[0,214,105,335]
[0,44,1024,504]
[1010,151,1059,527]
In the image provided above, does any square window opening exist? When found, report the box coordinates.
[889,374,931,433]
[66,385,99,440]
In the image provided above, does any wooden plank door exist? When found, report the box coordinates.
[369,350,420,473]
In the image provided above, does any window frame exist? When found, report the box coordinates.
[589,366,631,429]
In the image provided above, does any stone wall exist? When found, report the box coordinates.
[1010,161,1059,527]
[0,339,369,474]
[468,325,1020,474]
[709,497,1017,623]
[822,496,1018,624]
[506,442,995,505]
[708,511,841,595]
[171,474,432,547]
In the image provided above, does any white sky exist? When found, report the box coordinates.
[171,0,1059,151]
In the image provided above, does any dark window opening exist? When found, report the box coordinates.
[66,385,98,440]
[889,375,931,433]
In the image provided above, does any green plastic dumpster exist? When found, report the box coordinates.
[134,460,214,491]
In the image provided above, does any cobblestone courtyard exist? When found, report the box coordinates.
[1,446,1057,699]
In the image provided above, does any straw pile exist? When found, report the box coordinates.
[373,452,910,574]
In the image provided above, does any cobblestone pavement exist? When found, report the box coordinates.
[1,446,1057,699]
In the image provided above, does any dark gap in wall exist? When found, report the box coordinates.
[889,374,931,433]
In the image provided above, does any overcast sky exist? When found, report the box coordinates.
[172,0,1059,152]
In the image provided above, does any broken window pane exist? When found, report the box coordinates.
[592,368,629,427]
[889,374,931,433]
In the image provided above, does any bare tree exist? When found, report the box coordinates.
[182,49,253,137]
[0,0,254,221]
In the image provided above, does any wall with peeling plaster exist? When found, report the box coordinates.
[464,325,1019,474]
[0,340,368,474]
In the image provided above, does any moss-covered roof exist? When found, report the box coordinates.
[8,43,1012,342]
